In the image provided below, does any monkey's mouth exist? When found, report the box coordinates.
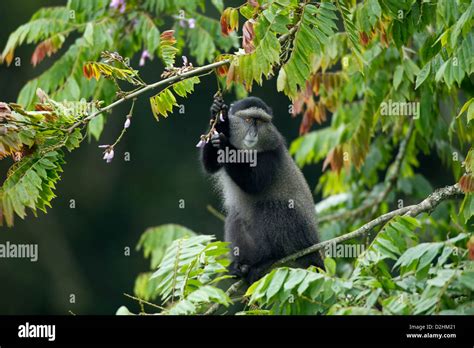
[243,134,258,148]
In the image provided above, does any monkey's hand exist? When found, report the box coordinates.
[211,132,228,149]
[210,93,228,122]
[210,95,224,118]
[229,261,249,278]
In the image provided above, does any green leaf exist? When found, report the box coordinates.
[211,0,224,13]
[167,285,231,315]
[158,30,178,67]
[150,88,177,120]
[84,22,94,46]
[0,150,65,226]
[460,194,474,225]
[133,272,161,301]
[136,224,197,269]
[1,7,73,65]
[393,65,404,90]
[290,125,345,167]
[459,271,474,291]
[278,1,338,97]
[115,306,136,315]
[336,0,364,66]
[151,235,230,305]
[394,242,444,276]
[150,77,200,120]
[266,268,289,300]
[324,257,337,276]
[415,62,431,90]
[228,1,290,90]
[246,268,338,314]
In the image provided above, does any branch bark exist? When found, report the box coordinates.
[274,183,463,266]
[204,279,244,315]
[66,59,231,132]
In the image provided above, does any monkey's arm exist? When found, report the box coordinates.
[224,149,280,194]
[201,141,223,173]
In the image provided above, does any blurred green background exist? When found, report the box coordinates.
[0,1,449,315]
[0,0,322,314]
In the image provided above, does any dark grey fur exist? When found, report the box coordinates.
[201,96,323,283]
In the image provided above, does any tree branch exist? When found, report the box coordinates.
[205,183,462,315]
[275,183,463,266]
[66,59,231,133]
[66,18,306,134]
[204,279,244,315]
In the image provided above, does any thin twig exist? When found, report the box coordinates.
[123,293,165,310]
[204,279,244,315]
[206,204,226,222]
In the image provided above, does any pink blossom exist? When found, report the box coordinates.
[139,50,151,67]
[103,149,115,163]
[110,0,126,13]
[178,18,196,29]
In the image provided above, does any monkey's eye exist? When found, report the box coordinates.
[245,117,252,123]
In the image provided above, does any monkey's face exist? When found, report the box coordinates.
[228,108,279,152]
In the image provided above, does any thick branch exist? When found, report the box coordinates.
[275,183,463,266]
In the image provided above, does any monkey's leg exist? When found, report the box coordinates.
[228,261,250,278]
[245,259,278,284]
[295,251,324,269]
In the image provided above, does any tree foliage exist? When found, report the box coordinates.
[123,217,473,315]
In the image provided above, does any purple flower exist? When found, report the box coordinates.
[182,56,188,66]
[195,139,205,148]
[124,118,131,129]
[178,18,196,29]
[103,149,115,163]
[110,0,126,13]
[139,50,151,67]
[219,112,225,122]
